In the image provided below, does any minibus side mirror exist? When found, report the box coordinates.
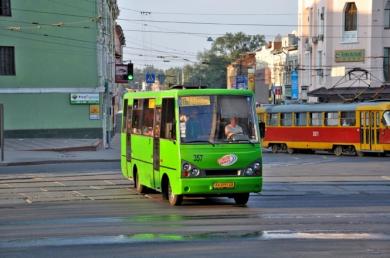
[259,121,265,139]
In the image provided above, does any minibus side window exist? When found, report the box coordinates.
[161,98,176,140]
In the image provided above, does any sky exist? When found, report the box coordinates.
[116,0,298,70]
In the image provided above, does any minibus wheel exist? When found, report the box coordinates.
[233,193,249,205]
[167,179,183,206]
[135,171,146,194]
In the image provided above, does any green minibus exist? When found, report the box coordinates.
[121,88,263,205]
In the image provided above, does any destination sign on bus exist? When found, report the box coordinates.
[180,96,211,107]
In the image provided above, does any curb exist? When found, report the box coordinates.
[29,140,102,152]
[0,158,120,167]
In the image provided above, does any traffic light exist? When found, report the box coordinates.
[127,63,134,81]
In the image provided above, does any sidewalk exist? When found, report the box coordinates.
[0,134,121,166]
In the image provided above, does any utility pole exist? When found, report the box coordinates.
[97,0,108,148]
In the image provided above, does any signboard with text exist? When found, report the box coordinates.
[291,70,299,100]
[70,93,99,104]
[115,64,128,83]
[89,104,100,120]
[335,49,365,62]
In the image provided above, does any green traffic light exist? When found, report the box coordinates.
[128,75,134,80]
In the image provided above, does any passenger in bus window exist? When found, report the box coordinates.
[143,126,153,136]
[225,117,244,139]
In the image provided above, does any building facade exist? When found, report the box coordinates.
[0,0,120,145]
[255,34,299,104]
[298,0,390,102]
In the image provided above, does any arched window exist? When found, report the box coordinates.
[385,1,390,29]
[344,2,357,31]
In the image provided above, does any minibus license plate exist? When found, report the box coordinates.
[213,182,235,189]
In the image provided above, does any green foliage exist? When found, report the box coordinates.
[131,32,265,89]
[211,32,266,60]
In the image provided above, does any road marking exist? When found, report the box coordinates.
[1,231,390,248]
[18,193,32,204]
[40,188,48,192]
[72,191,85,197]
[104,180,115,185]
[261,231,390,240]
[89,186,102,190]
[54,181,66,186]
[382,176,390,181]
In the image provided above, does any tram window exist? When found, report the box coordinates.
[281,113,292,126]
[268,113,279,126]
[325,112,339,126]
[340,111,356,126]
[383,111,390,126]
[310,112,323,126]
[295,112,307,126]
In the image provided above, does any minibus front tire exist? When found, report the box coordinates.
[233,193,250,205]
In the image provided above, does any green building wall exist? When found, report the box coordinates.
[0,0,107,138]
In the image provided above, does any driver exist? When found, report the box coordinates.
[225,116,243,139]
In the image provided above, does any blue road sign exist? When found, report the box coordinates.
[145,72,155,84]
[157,74,165,84]
[291,70,298,100]
[235,75,247,89]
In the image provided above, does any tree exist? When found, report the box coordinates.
[210,32,266,60]
[185,32,266,88]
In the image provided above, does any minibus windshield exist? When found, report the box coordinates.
[179,95,258,144]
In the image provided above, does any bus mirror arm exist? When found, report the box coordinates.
[259,122,265,139]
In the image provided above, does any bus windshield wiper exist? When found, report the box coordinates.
[185,140,215,145]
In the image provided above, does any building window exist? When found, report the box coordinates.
[386,1,390,29]
[0,46,15,75]
[384,48,390,82]
[0,0,11,16]
[344,2,357,31]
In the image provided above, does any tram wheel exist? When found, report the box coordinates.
[334,146,343,156]
[271,144,279,153]
[287,148,295,154]
[167,179,183,206]
[233,193,250,205]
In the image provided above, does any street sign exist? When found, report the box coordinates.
[235,75,247,89]
[291,70,299,100]
[145,72,155,84]
[157,74,165,84]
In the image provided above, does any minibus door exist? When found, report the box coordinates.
[153,107,161,190]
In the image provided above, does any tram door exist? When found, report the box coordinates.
[360,111,380,151]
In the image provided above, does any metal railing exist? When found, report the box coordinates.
[0,104,4,161]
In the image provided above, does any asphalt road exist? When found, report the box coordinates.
[0,153,390,257]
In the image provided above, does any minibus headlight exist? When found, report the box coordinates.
[244,167,254,176]
[182,161,201,177]
[190,168,200,177]
[253,162,261,171]
[182,163,192,171]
